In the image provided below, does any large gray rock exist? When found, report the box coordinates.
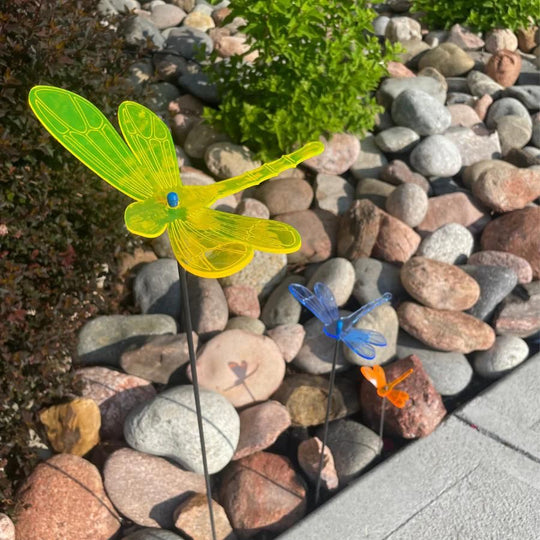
[352,257,406,304]
[77,314,177,366]
[124,386,240,474]
[165,27,213,59]
[410,135,462,177]
[377,76,447,108]
[472,335,530,379]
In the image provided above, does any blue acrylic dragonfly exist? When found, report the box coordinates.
[288,282,391,360]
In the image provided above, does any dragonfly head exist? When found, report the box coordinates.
[167,191,179,208]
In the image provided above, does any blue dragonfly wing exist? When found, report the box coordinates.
[341,328,387,359]
[313,282,339,323]
[345,292,392,326]
[288,283,334,325]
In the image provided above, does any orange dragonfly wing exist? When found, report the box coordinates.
[386,389,410,408]
[360,365,386,389]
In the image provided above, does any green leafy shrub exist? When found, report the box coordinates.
[202,0,400,161]
[411,0,537,32]
[0,0,145,514]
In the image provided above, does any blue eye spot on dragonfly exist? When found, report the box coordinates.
[288,282,391,360]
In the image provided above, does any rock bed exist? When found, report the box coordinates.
[9,1,540,540]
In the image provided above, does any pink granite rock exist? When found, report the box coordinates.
[103,448,205,528]
[233,400,291,459]
[468,250,533,284]
[220,452,307,539]
[473,94,494,121]
[254,177,313,215]
[297,437,339,490]
[223,284,261,318]
[387,61,416,77]
[303,133,360,175]
[448,104,482,128]
[397,302,496,353]
[77,366,156,440]
[266,323,306,362]
[360,355,447,438]
[493,296,540,338]
[15,454,120,540]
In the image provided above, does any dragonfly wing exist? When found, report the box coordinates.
[208,142,325,202]
[341,328,379,359]
[168,212,254,278]
[387,389,410,408]
[118,101,180,193]
[313,282,339,323]
[28,86,154,201]
[360,364,386,389]
[347,293,392,326]
[125,199,169,238]
[288,284,334,325]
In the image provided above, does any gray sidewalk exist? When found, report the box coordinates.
[279,352,540,540]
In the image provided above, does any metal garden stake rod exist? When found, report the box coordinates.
[178,263,217,540]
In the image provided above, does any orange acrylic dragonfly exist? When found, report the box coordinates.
[360,364,413,408]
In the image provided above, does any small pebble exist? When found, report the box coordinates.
[385,183,428,227]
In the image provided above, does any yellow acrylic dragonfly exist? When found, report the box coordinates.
[28,86,324,278]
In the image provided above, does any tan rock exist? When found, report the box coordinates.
[485,49,522,87]
[39,398,100,456]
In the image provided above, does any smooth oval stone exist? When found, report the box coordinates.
[165,26,214,60]
[303,133,360,175]
[375,126,420,153]
[77,314,177,366]
[417,42,475,76]
[314,173,355,215]
[391,90,452,136]
[220,452,307,538]
[496,115,532,154]
[462,159,516,189]
[352,257,406,304]
[293,312,351,375]
[460,265,518,321]
[468,250,533,284]
[410,135,462,177]
[350,134,388,179]
[417,223,474,264]
[261,275,305,328]
[124,385,240,474]
[233,400,291,459]
[343,303,399,366]
[223,284,261,318]
[472,335,529,379]
[503,85,540,111]
[385,183,428,227]
[466,70,504,97]
[254,176,313,215]
[77,367,156,440]
[397,302,495,353]
[356,177,395,208]
[273,374,346,426]
[377,76,447,108]
[316,419,379,484]
[184,121,228,159]
[493,293,540,338]
[485,97,532,129]
[189,329,285,407]
[396,332,473,396]
[306,257,355,307]
[15,454,120,540]
[225,316,265,334]
[266,324,306,363]
[204,142,261,179]
[104,448,205,529]
[150,4,186,30]
[401,257,480,310]
[360,355,447,438]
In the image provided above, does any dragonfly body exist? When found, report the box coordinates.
[28,85,324,278]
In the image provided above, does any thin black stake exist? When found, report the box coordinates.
[178,263,217,540]
[314,339,340,506]
[378,398,386,453]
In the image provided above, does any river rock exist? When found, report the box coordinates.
[447,103,482,128]
[409,135,462,177]
[276,209,338,265]
[77,314,177,366]
[401,257,480,310]
[273,374,346,426]
[396,332,473,395]
[375,126,420,153]
[356,177,395,208]
[15,454,120,540]
[377,76,447,108]
[266,324,305,363]
[418,43,475,76]
[103,448,205,528]
[223,284,260,319]
[462,158,516,188]
[350,134,388,179]
[485,49,522,87]
[468,250,533,284]
[306,257,355,307]
[385,183,428,227]
[360,355,447,438]
[391,90,451,135]
[496,115,533,154]
[303,133,360,175]
[397,302,495,353]
[204,142,260,179]
[481,207,540,278]
[380,159,431,192]
[254,177,313,215]
[226,316,265,334]
[337,199,381,260]
[473,167,540,212]
[385,16,422,42]
[314,173,355,215]
[447,24,485,50]
[343,302,399,366]
[165,26,214,60]
[443,125,502,166]
[485,28,518,53]
[235,197,270,219]
[461,265,518,320]
[417,223,474,264]
[316,420,380,484]
[485,97,532,129]
[150,4,186,29]
[472,335,529,379]
[352,257,406,304]
[233,400,291,459]
[77,367,156,440]
[173,494,232,540]
[124,385,239,474]
[261,275,305,328]
[416,192,490,236]
[39,398,100,456]
[503,86,540,111]
[493,294,540,337]
[189,329,285,407]
[297,437,339,490]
